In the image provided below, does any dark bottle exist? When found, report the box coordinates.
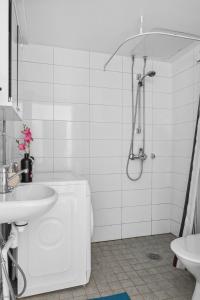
[21,153,33,183]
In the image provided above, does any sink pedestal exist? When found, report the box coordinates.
[1,224,18,300]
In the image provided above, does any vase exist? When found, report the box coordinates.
[21,153,34,183]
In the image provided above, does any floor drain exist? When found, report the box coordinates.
[147,253,162,260]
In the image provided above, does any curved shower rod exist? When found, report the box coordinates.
[104,30,200,71]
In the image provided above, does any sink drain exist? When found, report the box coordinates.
[147,253,162,260]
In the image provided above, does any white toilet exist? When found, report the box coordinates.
[171,234,200,300]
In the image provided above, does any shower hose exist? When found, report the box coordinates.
[0,232,27,300]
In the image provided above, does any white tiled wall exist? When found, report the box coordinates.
[18,44,173,241]
[171,45,200,236]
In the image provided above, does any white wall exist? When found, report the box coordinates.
[171,45,200,236]
[18,44,173,242]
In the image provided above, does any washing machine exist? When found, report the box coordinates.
[17,172,93,297]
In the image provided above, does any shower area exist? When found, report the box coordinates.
[17,24,200,242]
[100,24,200,241]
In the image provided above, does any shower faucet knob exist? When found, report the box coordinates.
[151,153,156,159]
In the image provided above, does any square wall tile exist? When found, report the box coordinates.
[153,124,172,141]
[54,48,89,68]
[152,188,171,205]
[54,65,89,86]
[31,139,53,157]
[173,85,193,108]
[33,157,53,173]
[19,81,53,102]
[153,76,172,93]
[19,62,53,83]
[90,122,121,140]
[53,157,89,174]
[90,174,121,192]
[153,92,172,109]
[91,191,121,210]
[153,108,172,125]
[90,87,122,106]
[90,140,121,157]
[93,225,121,242]
[173,67,194,91]
[94,208,121,226]
[54,103,89,121]
[152,157,172,173]
[173,139,193,158]
[122,205,151,223]
[90,157,121,174]
[54,121,89,140]
[54,84,89,104]
[173,103,194,124]
[152,204,170,220]
[122,189,151,207]
[152,173,171,189]
[152,220,170,234]
[91,69,122,89]
[174,122,194,140]
[122,222,151,238]
[23,101,53,120]
[90,105,122,123]
[152,141,172,156]
[53,140,89,157]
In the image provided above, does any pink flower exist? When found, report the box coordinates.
[18,143,26,151]
[22,128,31,135]
[24,134,32,143]
[16,125,33,153]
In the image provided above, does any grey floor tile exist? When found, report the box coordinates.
[23,234,194,300]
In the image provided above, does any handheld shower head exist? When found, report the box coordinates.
[147,70,156,77]
[139,70,156,84]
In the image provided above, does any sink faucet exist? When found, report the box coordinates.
[0,165,28,194]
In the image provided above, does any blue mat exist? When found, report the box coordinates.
[89,292,131,300]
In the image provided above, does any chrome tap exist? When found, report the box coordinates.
[129,148,147,161]
[0,165,28,194]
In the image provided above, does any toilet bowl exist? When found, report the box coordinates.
[171,234,200,300]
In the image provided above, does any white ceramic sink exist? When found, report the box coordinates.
[0,184,57,224]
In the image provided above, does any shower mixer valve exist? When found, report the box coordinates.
[129,148,147,161]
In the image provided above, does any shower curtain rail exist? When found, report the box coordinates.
[104,30,200,71]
